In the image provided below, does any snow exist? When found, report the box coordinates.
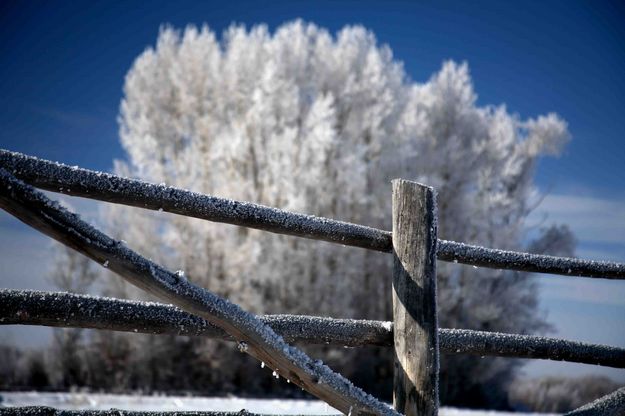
[0,392,556,415]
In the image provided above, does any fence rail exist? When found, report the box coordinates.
[2,149,624,280]
[1,149,624,416]
[0,167,398,416]
[2,289,624,368]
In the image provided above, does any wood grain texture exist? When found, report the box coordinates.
[392,179,439,416]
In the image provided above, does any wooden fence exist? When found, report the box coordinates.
[0,149,624,416]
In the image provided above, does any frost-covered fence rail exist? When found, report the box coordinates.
[2,149,624,280]
[1,149,625,415]
[0,168,398,416]
[4,289,624,368]
[0,289,393,348]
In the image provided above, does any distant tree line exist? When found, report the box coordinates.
[2,338,618,414]
[509,375,621,413]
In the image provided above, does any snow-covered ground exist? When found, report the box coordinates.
[0,392,555,415]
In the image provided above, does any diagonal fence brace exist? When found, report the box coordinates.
[0,167,399,416]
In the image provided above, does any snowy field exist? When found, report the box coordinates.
[0,392,555,415]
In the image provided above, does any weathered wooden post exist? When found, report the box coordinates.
[392,179,439,416]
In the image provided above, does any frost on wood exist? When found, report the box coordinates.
[2,289,624,369]
[439,328,625,369]
[564,386,625,416]
[0,289,393,347]
[0,149,391,252]
[0,169,398,416]
[2,148,624,281]
[437,240,625,280]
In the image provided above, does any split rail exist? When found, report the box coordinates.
[0,149,624,416]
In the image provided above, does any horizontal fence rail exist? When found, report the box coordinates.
[0,289,391,348]
[0,168,399,416]
[0,149,390,251]
[439,328,625,368]
[3,289,624,369]
[435,241,625,279]
[2,149,624,280]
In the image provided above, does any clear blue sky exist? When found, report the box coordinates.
[1,0,624,382]
[1,0,624,193]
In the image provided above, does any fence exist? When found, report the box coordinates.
[0,149,623,416]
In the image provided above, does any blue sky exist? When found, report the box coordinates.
[1,0,624,382]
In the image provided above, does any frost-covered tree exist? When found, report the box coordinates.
[100,21,571,405]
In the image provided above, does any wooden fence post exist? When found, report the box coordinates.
[392,179,439,416]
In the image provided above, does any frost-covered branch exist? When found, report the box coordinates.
[2,289,624,369]
[0,169,398,416]
[1,149,624,280]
